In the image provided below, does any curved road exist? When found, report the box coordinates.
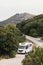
[26,35,43,48]
[0,54,25,65]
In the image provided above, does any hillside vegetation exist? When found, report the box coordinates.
[0,23,25,58]
[22,47,43,65]
[17,14,43,37]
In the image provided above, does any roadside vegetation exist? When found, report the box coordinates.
[0,23,25,59]
[22,47,43,65]
[17,14,43,38]
[41,37,43,40]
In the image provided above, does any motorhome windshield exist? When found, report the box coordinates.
[19,46,25,49]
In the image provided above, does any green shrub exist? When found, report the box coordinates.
[30,29,38,37]
[41,37,43,40]
[9,50,16,58]
[0,23,25,58]
[22,47,43,65]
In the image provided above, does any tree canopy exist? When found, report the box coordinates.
[0,23,25,58]
[17,14,43,37]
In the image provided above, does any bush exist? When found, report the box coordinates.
[22,47,43,65]
[9,51,16,58]
[41,37,43,40]
[0,23,25,58]
[30,29,38,37]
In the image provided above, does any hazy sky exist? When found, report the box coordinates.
[0,0,43,21]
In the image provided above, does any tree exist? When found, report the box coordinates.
[17,14,43,37]
[0,23,25,58]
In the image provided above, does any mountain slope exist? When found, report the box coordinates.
[0,13,34,26]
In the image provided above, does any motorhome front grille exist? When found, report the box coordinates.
[19,50,23,52]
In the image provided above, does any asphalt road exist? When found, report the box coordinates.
[26,35,43,48]
[0,54,25,65]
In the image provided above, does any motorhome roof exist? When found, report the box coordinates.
[19,42,32,46]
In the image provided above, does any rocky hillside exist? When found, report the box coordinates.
[0,13,34,26]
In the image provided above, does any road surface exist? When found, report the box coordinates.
[26,35,43,48]
[0,54,25,65]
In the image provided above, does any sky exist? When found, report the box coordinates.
[0,0,43,21]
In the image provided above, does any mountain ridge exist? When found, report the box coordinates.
[0,13,34,26]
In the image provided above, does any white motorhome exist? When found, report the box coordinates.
[17,42,32,53]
